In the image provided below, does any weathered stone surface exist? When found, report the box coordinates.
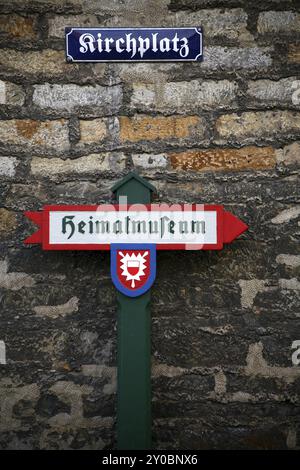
[276,142,300,166]
[153,372,215,403]
[201,46,273,71]
[36,393,71,417]
[0,341,6,365]
[152,316,249,368]
[0,0,164,14]
[288,45,300,64]
[0,49,78,78]
[132,153,169,170]
[174,8,253,42]
[279,278,300,291]
[0,80,25,105]
[131,80,238,112]
[226,369,300,398]
[33,297,79,318]
[276,254,300,269]
[0,209,17,235]
[0,259,35,290]
[0,379,40,432]
[79,119,108,143]
[238,279,266,309]
[0,14,38,39]
[0,0,83,14]
[120,115,203,142]
[153,417,290,450]
[33,84,122,113]
[94,0,170,26]
[48,14,98,38]
[247,78,300,109]
[170,0,242,8]
[245,342,300,381]
[5,181,115,211]
[31,153,126,178]
[117,63,171,84]
[215,111,300,143]
[0,119,69,151]
[258,11,300,34]
[169,147,276,172]
[272,206,300,225]
[0,157,18,177]
[82,0,169,15]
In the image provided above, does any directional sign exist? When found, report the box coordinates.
[24,172,248,450]
[65,27,203,62]
[24,204,247,251]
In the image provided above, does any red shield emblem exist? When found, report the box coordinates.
[111,244,156,297]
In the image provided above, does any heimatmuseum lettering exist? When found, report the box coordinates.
[62,215,206,240]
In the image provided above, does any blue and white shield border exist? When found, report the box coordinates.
[111,243,157,298]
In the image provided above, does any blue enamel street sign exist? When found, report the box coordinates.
[65,27,203,62]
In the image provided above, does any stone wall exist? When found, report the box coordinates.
[0,0,300,450]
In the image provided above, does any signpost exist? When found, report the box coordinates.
[24,172,248,449]
[112,174,155,450]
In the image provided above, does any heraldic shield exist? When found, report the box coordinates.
[111,244,157,297]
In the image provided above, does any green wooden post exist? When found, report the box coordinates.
[111,173,156,450]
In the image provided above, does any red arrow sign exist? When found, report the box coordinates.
[24,204,248,250]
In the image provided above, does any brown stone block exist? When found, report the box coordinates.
[0,119,69,151]
[169,147,276,172]
[0,208,17,235]
[288,45,300,64]
[120,115,201,142]
[0,14,38,39]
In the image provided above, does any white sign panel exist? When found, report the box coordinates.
[49,210,217,246]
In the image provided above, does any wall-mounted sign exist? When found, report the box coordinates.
[65,27,203,62]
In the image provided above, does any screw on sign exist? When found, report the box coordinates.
[24,173,248,449]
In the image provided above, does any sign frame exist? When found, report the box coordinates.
[26,204,226,251]
[65,27,203,63]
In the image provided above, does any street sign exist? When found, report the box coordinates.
[65,27,203,62]
[24,172,248,449]
[24,204,246,252]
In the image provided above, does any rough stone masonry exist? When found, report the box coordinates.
[0,0,300,450]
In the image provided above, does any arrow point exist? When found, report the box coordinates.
[223,211,248,244]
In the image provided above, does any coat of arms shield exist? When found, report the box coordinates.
[111,244,156,297]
